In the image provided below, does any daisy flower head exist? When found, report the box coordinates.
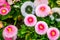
[0,7,9,15]
[35,21,48,35]
[21,1,35,17]
[47,27,59,40]
[0,2,11,15]
[3,25,18,38]
[34,0,48,7]
[0,0,6,6]
[35,4,51,17]
[24,14,37,27]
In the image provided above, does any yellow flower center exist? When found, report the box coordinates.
[7,27,12,32]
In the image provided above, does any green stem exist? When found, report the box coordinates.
[14,18,17,26]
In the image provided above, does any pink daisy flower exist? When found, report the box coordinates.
[47,27,59,40]
[34,0,48,7]
[0,7,9,15]
[3,25,18,40]
[35,21,48,35]
[35,4,50,17]
[24,14,37,27]
[0,0,6,6]
[0,2,11,15]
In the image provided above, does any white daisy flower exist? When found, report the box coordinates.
[21,1,35,17]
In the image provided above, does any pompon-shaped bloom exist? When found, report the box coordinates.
[34,0,48,7]
[0,0,6,6]
[35,4,50,17]
[47,27,59,40]
[24,14,37,27]
[21,1,35,17]
[0,2,11,15]
[3,25,18,40]
[35,21,48,35]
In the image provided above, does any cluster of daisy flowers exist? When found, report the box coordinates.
[24,14,60,40]
[21,0,60,40]
[0,0,11,16]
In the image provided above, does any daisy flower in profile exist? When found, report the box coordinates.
[35,4,50,17]
[35,21,48,35]
[0,21,3,29]
[0,2,11,15]
[24,14,37,27]
[3,25,18,40]
[47,27,59,40]
[0,0,6,6]
[34,0,48,7]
